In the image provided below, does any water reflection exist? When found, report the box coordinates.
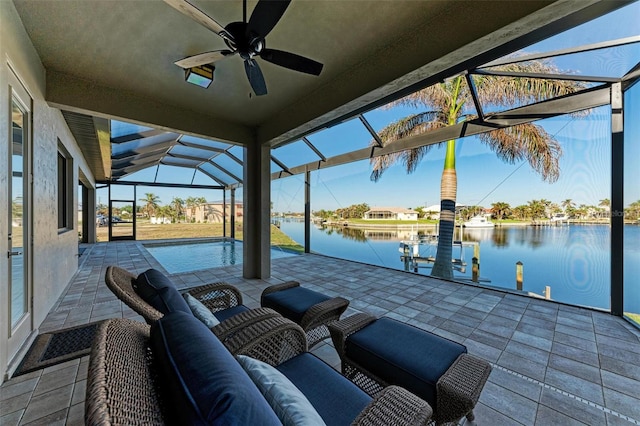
[280,221,640,311]
[317,224,437,242]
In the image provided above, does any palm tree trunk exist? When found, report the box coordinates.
[431,140,457,280]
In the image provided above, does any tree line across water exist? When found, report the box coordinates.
[311,198,640,222]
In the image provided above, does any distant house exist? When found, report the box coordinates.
[423,203,468,220]
[364,207,418,221]
[150,216,171,224]
[185,202,244,223]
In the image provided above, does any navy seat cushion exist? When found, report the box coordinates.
[213,304,250,323]
[150,311,281,426]
[276,352,371,426]
[262,286,332,323]
[345,317,466,408]
[134,268,191,315]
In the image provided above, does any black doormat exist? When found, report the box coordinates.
[14,320,105,377]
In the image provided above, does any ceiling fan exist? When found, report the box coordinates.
[165,0,323,96]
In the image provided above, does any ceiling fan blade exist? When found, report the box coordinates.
[164,0,233,42]
[247,0,291,40]
[244,59,267,96]
[260,49,323,76]
[174,50,234,69]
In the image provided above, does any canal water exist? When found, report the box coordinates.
[278,220,640,312]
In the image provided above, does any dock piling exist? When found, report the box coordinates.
[516,261,523,291]
[472,257,479,282]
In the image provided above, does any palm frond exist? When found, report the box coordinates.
[369,112,446,181]
[374,112,444,147]
[479,123,562,182]
[475,60,588,108]
[386,84,458,112]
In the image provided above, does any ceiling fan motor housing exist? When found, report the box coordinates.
[224,21,265,59]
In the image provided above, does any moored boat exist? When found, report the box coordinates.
[463,215,495,228]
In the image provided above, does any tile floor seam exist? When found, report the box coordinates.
[490,363,640,425]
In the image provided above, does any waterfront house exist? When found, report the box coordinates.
[1,1,639,424]
[364,207,419,221]
[185,202,244,223]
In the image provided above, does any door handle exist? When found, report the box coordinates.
[8,250,23,257]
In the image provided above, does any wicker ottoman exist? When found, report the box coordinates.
[329,313,491,425]
[261,281,350,348]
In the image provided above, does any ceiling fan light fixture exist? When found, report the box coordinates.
[185,64,214,88]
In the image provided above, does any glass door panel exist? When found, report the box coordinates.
[109,200,135,240]
[624,80,640,326]
[10,98,27,327]
[7,70,32,365]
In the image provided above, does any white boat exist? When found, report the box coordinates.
[550,213,569,222]
[463,215,495,228]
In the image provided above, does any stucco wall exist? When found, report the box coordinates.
[0,1,96,382]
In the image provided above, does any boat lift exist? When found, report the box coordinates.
[399,238,476,273]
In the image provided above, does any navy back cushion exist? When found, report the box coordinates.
[134,268,191,315]
[150,311,281,426]
[345,317,466,408]
[276,352,371,426]
[262,286,331,323]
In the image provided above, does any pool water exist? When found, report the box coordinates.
[144,240,297,274]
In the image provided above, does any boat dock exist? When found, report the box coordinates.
[398,235,479,274]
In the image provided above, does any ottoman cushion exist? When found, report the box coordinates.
[345,317,466,407]
[262,286,331,323]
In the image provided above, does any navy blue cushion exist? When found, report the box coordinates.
[345,317,466,408]
[134,269,191,315]
[213,304,250,323]
[262,286,331,323]
[150,311,281,426]
[276,353,371,426]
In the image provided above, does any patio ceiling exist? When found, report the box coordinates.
[87,33,640,188]
[12,0,637,187]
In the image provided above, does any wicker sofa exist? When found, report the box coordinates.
[86,312,434,425]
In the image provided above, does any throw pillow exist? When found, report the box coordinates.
[183,293,220,328]
[236,355,326,426]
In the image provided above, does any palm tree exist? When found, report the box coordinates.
[491,202,511,220]
[626,200,640,221]
[599,198,610,219]
[561,199,574,210]
[528,199,547,222]
[185,196,196,222]
[370,61,586,279]
[140,193,160,219]
[172,197,185,222]
[512,205,529,221]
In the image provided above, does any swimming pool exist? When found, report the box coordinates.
[144,240,297,274]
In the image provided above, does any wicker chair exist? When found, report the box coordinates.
[86,317,433,426]
[104,265,282,348]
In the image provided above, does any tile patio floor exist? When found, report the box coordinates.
[1,240,639,425]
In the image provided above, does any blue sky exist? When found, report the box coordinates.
[101,2,640,214]
[271,105,625,213]
[272,2,640,213]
